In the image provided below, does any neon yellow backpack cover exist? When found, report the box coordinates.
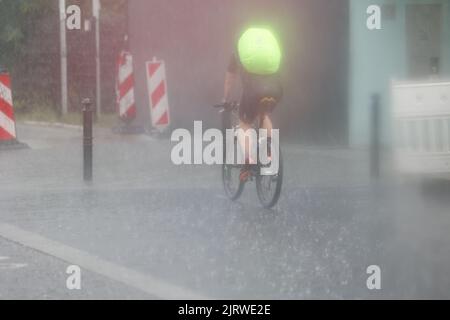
[238,28,281,75]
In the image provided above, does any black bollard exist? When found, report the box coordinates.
[370,94,381,179]
[82,98,93,182]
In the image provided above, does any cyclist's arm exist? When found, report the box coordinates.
[223,53,240,103]
[223,71,238,103]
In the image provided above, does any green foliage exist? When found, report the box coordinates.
[0,0,127,67]
[101,0,127,24]
[1,0,127,116]
[0,0,54,66]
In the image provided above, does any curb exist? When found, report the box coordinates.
[112,124,146,135]
[0,140,30,151]
[22,121,82,130]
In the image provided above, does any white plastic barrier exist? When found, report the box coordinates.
[392,81,450,174]
[146,58,170,131]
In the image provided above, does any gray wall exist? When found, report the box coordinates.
[349,0,450,147]
[128,0,349,144]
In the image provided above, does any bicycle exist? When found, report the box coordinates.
[214,101,283,209]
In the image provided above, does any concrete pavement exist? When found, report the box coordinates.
[0,123,449,299]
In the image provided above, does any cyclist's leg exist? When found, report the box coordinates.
[238,91,258,165]
[259,112,274,160]
[237,120,253,182]
[238,123,258,166]
[261,113,273,138]
[256,75,282,159]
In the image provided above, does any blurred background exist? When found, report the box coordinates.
[1,0,450,299]
[0,0,127,123]
[1,0,449,147]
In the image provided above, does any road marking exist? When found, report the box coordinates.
[23,121,82,130]
[0,223,208,300]
[0,256,27,270]
[0,263,28,270]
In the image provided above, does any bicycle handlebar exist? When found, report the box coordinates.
[213,102,239,111]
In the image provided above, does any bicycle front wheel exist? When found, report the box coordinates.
[256,149,283,209]
[221,108,244,201]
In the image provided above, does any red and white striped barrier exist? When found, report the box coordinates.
[0,72,17,142]
[146,59,170,130]
[116,51,136,120]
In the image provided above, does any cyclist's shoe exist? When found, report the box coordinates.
[240,166,252,183]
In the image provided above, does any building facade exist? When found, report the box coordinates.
[349,0,450,146]
[128,0,350,144]
[127,0,450,146]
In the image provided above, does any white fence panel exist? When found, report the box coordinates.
[392,81,450,174]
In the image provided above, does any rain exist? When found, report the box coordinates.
[0,0,450,300]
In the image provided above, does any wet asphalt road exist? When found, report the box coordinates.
[0,123,449,299]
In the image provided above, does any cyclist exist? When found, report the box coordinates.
[222,27,283,181]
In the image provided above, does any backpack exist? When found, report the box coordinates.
[238,28,281,75]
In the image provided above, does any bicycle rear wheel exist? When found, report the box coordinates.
[222,163,244,200]
[256,149,283,209]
